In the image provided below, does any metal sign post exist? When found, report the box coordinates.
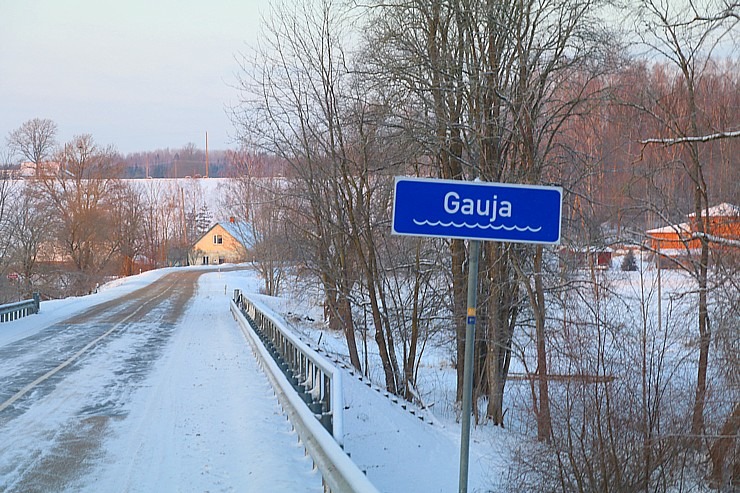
[392,176,563,493]
[458,239,480,493]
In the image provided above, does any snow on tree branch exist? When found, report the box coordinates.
[641,130,740,146]
[693,232,740,248]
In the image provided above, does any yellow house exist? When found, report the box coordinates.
[189,221,253,266]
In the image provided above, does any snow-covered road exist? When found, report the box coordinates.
[0,270,322,492]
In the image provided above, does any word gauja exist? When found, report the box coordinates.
[444,191,512,223]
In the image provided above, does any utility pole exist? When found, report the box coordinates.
[179,187,190,266]
[205,131,209,178]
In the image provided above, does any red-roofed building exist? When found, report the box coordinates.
[646,203,740,266]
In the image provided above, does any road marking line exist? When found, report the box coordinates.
[0,283,175,414]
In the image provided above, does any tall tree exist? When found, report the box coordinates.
[366,0,616,431]
[7,188,50,297]
[30,135,124,294]
[221,152,291,296]
[233,0,443,393]
[234,0,367,374]
[629,0,739,438]
[0,160,20,293]
[110,184,144,277]
[6,118,58,174]
[138,180,182,267]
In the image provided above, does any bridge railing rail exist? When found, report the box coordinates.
[0,293,40,323]
[230,289,379,493]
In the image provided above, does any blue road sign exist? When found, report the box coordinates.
[392,177,562,244]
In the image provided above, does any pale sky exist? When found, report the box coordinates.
[0,0,264,154]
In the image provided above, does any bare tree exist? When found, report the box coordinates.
[6,118,58,174]
[29,134,124,294]
[137,180,181,268]
[221,152,290,296]
[109,184,144,276]
[366,0,618,434]
[628,0,739,443]
[7,187,51,298]
[0,155,20,302]
[233,0,375,377]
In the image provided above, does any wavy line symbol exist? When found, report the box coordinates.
[412,219,542,233]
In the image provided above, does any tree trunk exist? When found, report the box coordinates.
[367,276,397,394]
[451,238,467,401]
[339,294,362,371]
[324,273,362,371]
[426,0,467,402]
[485,243,518,426]
[687,118,711,438]
[404,243,423,400]
[708,403,740,489]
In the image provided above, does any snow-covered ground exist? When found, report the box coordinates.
[245,291,507,493]
[0,268,321,492]
[0,266,496,492]
[3,259,710,492]
[82,271,324,493]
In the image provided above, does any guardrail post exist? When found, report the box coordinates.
[32,292,40,313]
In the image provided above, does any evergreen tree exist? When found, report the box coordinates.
[621,249,637,271]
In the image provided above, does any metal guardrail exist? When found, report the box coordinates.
[0,293,40,323]
[230,290,380,493]
[232,289,343,442]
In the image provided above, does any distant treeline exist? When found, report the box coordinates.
[120,147,289,179]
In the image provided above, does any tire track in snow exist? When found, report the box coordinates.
[0,271,203,493]
[73,271,324,493]
[0,275,178,415]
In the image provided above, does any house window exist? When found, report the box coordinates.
[213,234,223,244]
[218,257,225,265]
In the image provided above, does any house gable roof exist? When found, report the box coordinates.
[194,221,255,250]
[218,221,255,248]
[647,203,740,236]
